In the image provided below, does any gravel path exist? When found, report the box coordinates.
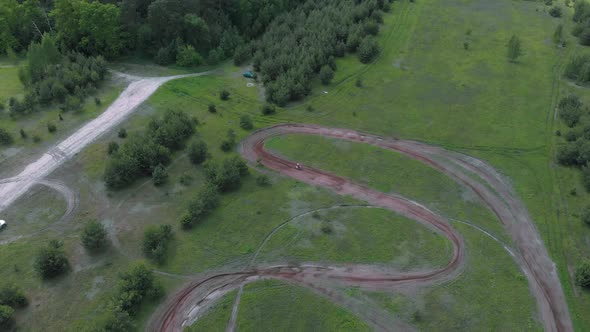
[0,70,213,213]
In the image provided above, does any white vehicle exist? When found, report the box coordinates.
[0,220,5,230]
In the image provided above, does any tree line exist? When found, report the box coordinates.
[246,0,388,105]
[1,0,389,109]
[8,34,108,118]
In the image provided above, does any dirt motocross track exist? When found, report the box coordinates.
[149,124,571,332]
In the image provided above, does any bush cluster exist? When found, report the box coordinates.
[9,35,107,118]
[143,225,173,264]
[104,110,196,189]
[181,157,249,229]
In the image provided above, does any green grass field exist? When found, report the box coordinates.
[2,0,590,330]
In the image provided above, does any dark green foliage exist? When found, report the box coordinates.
[101,305,135,332]
[256,175,270,186]
[0,128,13,146]
[507,35,522,62]
[10,35,107,118]
[220,129,236,152]
[118,128,127,139]
[189,140,208,165]
[261,104,276,115]
[0,305,14,330]
[576,261,590,287]
[52,0,125,58]
[104,110,194,189]
[95,97,102,106]
[152,164,168,186]
[565,55,590,84]
[176,45,203,67]
[0,285,28,308]
[208,104,217,113]
[47,122,57,133]
[549,6,562,17]
[583,166,590,191]
[205,157,248,193]
[582,206,590,227]
[321,223,333,234]
[573,1,590,45]
[143,225,173,263]
[81,221,108,252]
[33,135,41,143]
[255,0,386,105]
[356,79,363,87]
[240,115,253,130]
[181,183,220,229]
[319,65,335,85]
[358,37,380,64]
[34,240,70,279]
[181,157,249,229]
[558,143,580,166]
[233,44,252,65]
[110,263,163,317]
[220,90,231,101]
[559,95,583,127]
[565,131,579,142]
[553,24,564,46]
[19,129,27,139]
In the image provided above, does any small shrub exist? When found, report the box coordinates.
[208,104,217,113]
[321,223,333,234]
[220,90,230,101]
[549,6,562,17]
[0,305,14,330]
[176,45,203,67]
[143,225,173,264]
[0,128,13,146]
[33,135,41,143]
[240,115,253,130]
[94,97,101,106]
[81,221,108,252]
[0,285,28,308]
[34,240,69,279]
[463,42,469,50]
[256,175,270,186]
[189,140,208,165]
[47,122,57,133]
[118,128,127,138]
[152,164,168,186]
[319,65,335,85]
[261,104,276,115]
[582,206,590,226]
[220,140,233,152]
[19,129,27,139]
[358,37,380,64]
[108,142,119,155]
[576,261,590,287]
[356,79,363,87]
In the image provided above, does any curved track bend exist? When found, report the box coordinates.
[149,124,570,332]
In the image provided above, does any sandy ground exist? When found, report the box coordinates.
[149,124,571,332]
[0,70,213,213]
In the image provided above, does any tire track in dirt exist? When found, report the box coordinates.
[150,124,571,332]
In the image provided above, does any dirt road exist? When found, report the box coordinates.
[150,124,571,332]
[0,71,212,213]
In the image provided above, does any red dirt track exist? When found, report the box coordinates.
[149,124,571,332]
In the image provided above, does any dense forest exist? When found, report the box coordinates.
[1,0,389,106]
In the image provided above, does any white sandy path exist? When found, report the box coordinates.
[0,71,213,213]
